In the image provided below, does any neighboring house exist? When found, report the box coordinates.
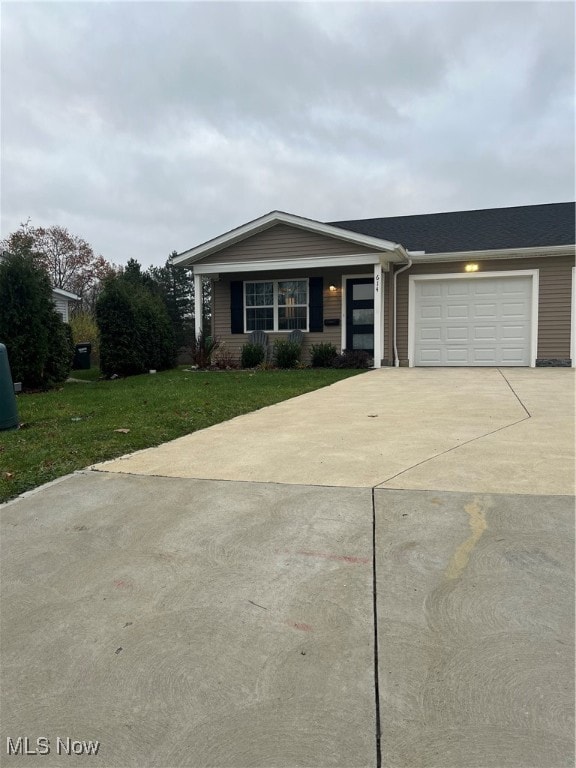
[172,202,575,368]
[51,287,79,323]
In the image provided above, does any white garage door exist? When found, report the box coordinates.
[413,275,533,366]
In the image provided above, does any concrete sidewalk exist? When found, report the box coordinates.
[1,473,376,767]
[1,473,573,767]
[1,368,574,767]
[95,367,575,496]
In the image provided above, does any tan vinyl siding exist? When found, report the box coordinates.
[212,266,375,363]
[200,224,380,265]
[395,254,575,363]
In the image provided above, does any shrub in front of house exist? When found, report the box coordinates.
[331,349,371,369]
[211,344,239,370]
[273,339,302,369]
[311,343,338,368]
[186,328,221,368]
[96,277,176,377]
[45,320,74,385]
[0,249,73,389]
[241,343,265,368]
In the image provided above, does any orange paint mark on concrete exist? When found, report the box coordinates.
[277,548,369,565]
[285,620,313,632]
[113,579,133,589]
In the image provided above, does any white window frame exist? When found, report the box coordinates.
[243,278,310,333]
[407,270,539,368]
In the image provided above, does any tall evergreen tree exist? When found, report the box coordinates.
[0,239,73,388]
[146,253,194,348]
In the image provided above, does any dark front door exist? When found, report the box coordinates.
[346,278,374,355]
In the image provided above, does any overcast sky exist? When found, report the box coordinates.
[2,1,574,268]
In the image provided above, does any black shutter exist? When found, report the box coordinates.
[230,281,244,334]
[309,277,323,332]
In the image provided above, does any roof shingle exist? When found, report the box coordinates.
[329,202,575,253]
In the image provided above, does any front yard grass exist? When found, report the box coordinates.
[0,367,363,504]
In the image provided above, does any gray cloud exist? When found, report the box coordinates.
[2,1,574,267]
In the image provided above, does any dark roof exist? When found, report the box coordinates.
[328,202,575,254]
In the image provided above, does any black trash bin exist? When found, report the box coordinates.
[73,342,92,370]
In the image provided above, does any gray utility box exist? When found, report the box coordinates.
[0,343,19,430]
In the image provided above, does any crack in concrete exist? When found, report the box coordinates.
[374,370,532,488]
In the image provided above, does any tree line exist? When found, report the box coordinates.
[0,221,206,388]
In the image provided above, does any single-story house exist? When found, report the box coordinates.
[172,202,575,368]
[52,287,79,323]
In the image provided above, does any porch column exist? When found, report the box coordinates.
[194,272,203,338]
[373,263,383,368]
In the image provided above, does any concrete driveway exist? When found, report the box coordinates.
[1,368,574,767]
[96,367,574,495]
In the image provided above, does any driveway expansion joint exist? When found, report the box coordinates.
[496,367,532,417]
[371,486,382,768]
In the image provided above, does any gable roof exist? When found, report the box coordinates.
[173,210,403,266]
[52,287,80,301]
[329,202,575,254]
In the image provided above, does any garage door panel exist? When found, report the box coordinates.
[447,305,469,319]
[473,284,498,296]
[419,328,442,341]
[420,305,442,319]
[501,347,526,363]
[501,325,526,340]
[420,283,443,298]
[474,326,497,340]
[502,302,526,317]
[420,349,442,363]
[446,326,469,341]
[413,275,533,367]
[446,283,470,296]
[474,303,498,317]
[445,348,470,363]
[473,348,498,363]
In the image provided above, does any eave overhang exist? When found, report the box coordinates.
[52,287,80,301]
[192,251,408,275]
[407,243,575,264]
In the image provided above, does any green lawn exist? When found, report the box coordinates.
[0,367,363,504]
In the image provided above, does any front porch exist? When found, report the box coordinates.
[194,260,396,368]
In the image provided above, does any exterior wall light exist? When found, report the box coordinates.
[328,284,338,292]
[465,263,479,272]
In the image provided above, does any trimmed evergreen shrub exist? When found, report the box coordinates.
[45,320,74,385]
[273,339,301,369]
[311,343,338,367]
[96,281,143,376]
[0,250,72,389]
[331,349,371,369]
[133,288,177,371]
[241,343,265,368]
[96,277,177,377]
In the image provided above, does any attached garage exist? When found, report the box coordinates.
[408,271,538,367]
